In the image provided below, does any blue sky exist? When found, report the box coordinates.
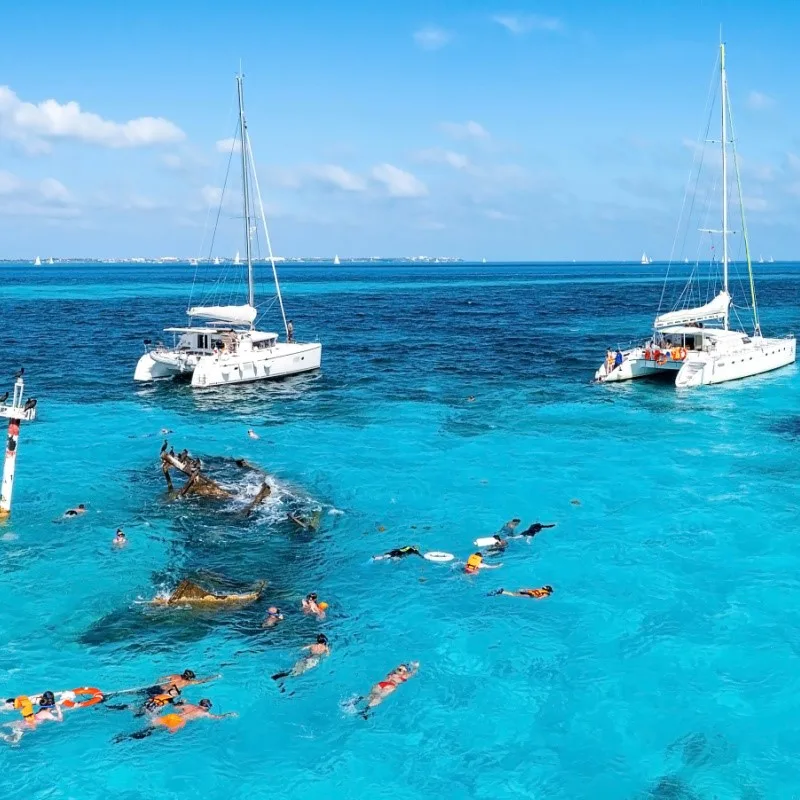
[1,0,799,260]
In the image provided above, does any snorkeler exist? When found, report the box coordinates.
[0,693,63,743]
[497,518,521,536]
[302,593,328,618]
[64,504,86,518]
[372,545,423,561]
[464,552,502,574]
[151,670,217,694]
[248,429,259,440]
[358,662,419,718]
[488,585,554,599]
[113,529,127,547]
[508,522,556,539]
[262,607,284,628]
[115,699,236,741]
[271,634,330,687]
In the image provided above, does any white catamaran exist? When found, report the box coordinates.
[596,43,795,388]
[134,73,322,388]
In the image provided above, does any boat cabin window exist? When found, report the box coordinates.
[196,334,209,350]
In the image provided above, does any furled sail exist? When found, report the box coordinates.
[187,304,257,326]
[654,291,730,329]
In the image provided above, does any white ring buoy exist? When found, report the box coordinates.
[424,551,454,563]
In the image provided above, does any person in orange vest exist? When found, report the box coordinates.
[463,552,502,574]
[488,585,553,599]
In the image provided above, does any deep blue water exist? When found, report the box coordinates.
[1,261,799,800]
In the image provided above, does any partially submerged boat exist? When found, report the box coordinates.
[596,42,795,388]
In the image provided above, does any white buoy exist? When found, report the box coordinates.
[0,375,37,518]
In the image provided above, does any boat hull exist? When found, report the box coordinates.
[191,342,321,387]
[134,352,181,381]
[596,337,795,388]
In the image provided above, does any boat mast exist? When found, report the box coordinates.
[720,41,729,330]
[236,73,255,314]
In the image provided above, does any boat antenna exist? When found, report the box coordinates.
[720,39,730,330]
[247,129,289,338]
[236,70,255,318]
[726,66,761,335]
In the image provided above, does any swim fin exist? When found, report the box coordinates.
[271,671,290,681]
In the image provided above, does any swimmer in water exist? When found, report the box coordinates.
[64,503,86,518]
[262,607,284,628]
[463,552,502,574]
[359,661,419,718]
[302,593,326,619]
[247,429,259,440]
[508,522,556,540]
[497,518,521,536]
[488,585,553,599]
[372,545,423,561]
[113,529,127,547]
[271,634,330,688]
[115,699,236,741]
[0,693,62,743]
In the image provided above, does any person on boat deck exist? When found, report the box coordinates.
[614,349,624,368]
[287,320,294,343]
[606,349,614,368]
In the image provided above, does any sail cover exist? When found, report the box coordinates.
[187,304,256,326]
[654,291,730,329]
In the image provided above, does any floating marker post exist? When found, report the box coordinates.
[0,376,37,518]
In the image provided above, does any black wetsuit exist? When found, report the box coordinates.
[386,546,422,559]
[520,523,555,537]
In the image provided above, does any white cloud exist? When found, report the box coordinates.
[485,208,518,221]
[215,137,241,154]
[201,185,223,206]
[415,148,471,170]
[371,163,428,197]
[787,153,800,172]
[308,164,366,192]
[413,26,452,50]
[743,196,768,212]
[161,153,183,169]
[746,91,775,110]
[492,14,563,34]
[0,170,22,195]
[0,171,79,219]
[38,177,71,202]
[439,120,490,141]
[0,85,185,151]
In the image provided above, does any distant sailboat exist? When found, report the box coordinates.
[768,256,774,263]
[234,251,240,265]
[684,257,689,264]
[213,257,220,265]
[758,255,764,264]
[33,256,41,266]
[641,252,652,265]
[47,257,54,265]
[333,254,340,265]
[482,257,487,264]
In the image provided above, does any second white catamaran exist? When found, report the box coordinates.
[596,42,795,388]
[134,73,322,388]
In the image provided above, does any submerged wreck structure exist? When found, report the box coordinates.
[146,578,266,608]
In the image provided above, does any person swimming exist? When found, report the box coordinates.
[372,545,423,561]
[247,429,259,440]
[497,518,521,536]
[113,529,127,547]
[302,593,327,618]
[271,634,330,689]
[64,504,86,518]
[508,522,556,539]
[262,607,284,628]
[488,585,554,599]
[0,692,63,743]
[359,662,419,718]
[115,698,236,741]
[463,552,502,574]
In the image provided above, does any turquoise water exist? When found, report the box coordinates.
[1,261,799,799]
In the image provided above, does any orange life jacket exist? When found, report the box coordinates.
[465,554,482,574]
